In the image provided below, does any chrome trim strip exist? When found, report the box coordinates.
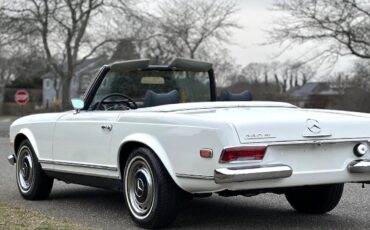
[214,164,293,184]
[7,154,16,166]
[272,138,370,146]
[176,173,214,180]
[302,133,332,138]
[348,160,370,173]
[38,160,118,171]
[231,138,370,147]
[43,168,120,179]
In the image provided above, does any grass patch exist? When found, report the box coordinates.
[0,203,93,230]
[0,115,18,121]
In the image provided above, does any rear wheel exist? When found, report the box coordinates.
[123,147,184,229]
[16,140,54,200]
[285,184,344,214]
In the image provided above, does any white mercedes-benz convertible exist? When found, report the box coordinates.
[7,58,370,228]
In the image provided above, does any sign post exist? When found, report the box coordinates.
[15,89,30,115]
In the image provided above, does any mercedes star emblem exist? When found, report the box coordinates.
[135,178,145,197]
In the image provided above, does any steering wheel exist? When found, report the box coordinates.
[96,93,138,111]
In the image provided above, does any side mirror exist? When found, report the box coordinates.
[71,99,84,113]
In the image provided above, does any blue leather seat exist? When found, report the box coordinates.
[218,90,252,101]
[143,90,180,107]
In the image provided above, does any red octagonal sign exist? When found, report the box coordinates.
[15,89,30,105]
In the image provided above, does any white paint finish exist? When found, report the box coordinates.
[109,118,236,188]
[52,111,120,169]
[182,106,370,144]
[139,101,296,112]
[178,168,370,193]
[9,102,370,193]
[177,142,370,193]
[10,113,65,159]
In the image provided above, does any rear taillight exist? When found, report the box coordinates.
[220,146,267,163]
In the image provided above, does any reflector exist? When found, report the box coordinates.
[200,149,213,158]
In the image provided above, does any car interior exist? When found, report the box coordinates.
[218,90,253,102]
[87,58,253,111]
[143,90,180,107]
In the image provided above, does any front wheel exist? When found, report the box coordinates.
[16,140,54,200]
[123,147,183,229]
[285,184,344,214]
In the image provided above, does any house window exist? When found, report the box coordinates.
[44,79,51,89]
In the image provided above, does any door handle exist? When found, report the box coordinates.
[101,124,113,131]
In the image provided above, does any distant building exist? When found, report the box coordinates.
[289,82,343,108]
[42,57,105,108]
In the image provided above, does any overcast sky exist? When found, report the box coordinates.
[228,0,354,77]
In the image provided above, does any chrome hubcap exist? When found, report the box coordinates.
[16,146,34,193]
[125,156,156,220]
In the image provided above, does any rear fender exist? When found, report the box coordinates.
[118,133,180,188]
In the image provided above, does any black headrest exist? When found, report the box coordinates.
[143,90,180,107]
[218,90,252,101]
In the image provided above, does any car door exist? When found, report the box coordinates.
[52,110,120,178]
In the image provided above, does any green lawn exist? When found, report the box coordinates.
[0,203,93,230]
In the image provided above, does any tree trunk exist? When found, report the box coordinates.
[61,76,72,110]
[0,84,5,115]
[289,73,293,88]
[264,72,268,86]
[303,74,307,85]
[294,74,299,87]
[282,79,287,93]
[274,74,281,92]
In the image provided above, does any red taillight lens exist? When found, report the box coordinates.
[220,146,267,163]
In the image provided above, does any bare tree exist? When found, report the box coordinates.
[0,8,27,111]
[0,57,13,108]
[238,60,315,93]
[272,61,316,93]
[241,63,266,84]
[0,0,138,109]
[205,48,241,87]
[142,0,240,62]
[270,0,370,62]
[351,59,370,89]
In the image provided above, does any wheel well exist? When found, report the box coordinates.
[14,134,28,154]
[118,141,186,194]
[119,141,148,176]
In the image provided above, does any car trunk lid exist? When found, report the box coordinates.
[178,106,370,144]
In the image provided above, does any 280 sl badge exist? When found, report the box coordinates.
[244,133,275,140]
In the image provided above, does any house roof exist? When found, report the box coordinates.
[290,82,341,97]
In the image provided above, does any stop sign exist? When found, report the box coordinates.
[15,89,30,105]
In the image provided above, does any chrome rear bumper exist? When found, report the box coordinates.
[8,154,16,166]
[214,164,293,184]
[348,160,370,173]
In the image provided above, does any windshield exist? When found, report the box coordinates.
[89,69,211,109]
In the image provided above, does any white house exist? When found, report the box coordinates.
[42,57,105,108]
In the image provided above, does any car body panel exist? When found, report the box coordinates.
[10,113,66,160]
[9,101,370,193]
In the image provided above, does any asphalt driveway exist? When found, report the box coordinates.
[1,132,370,229]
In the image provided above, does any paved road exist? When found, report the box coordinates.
[0,119,12,137]
[1,133,370,229]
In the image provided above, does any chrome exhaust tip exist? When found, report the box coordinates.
[8,154,16,166]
